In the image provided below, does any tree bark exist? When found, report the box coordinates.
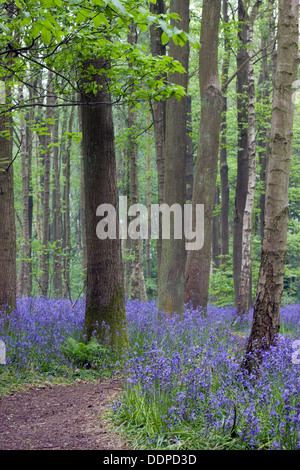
[127,104,147,302]
[39,71,52,297]
[220,0,230,267]
[237,3,261,314]
[150,0,166,285]
[0,85,17,313]
[146,116,152,280]
[157,0,189,316]
[184,0,222,310]
[186,95,194,204]
[80,57,129,351]
[63,104,74,298]
[52,100,63,298]
[233,0,249,307]
[244,0,299,370]
[19,86,31,297]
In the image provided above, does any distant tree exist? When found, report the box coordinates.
[185,0,222,310]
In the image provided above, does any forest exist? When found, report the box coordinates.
[0,0,300,452]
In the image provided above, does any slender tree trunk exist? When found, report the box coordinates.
[184,0,222,310]
[244,0,299,371]
[0,85,17,313]
[127,27,147,302]
[63,104,74,298]
[150,0,166,285]
[19,86,31,297]
[220,0,230,267]
[39,71,52,297]
[146,117,152,280]
[128,104,147,301]
[258,1,276,243]
[212,187,220,269]
[77,101,87,293]
[233,0,249,307]
[27,81,35,295]
[158,0,189,316]
[186,95,194,204]
[237,4,261,314]
[80,57,129,351]
[52,101,63,298]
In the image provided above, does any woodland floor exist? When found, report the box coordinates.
[0,377,129,450]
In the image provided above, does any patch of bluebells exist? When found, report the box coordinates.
[0,296,85,373]
[119,299,300,449]
[1,296,300,449]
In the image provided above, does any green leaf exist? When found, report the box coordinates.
[41,27,51,45]
[161,31,169,45]
[138,23,147,32]
[76,9,89,23]
[92,12,109,28]
[110,0,126,15]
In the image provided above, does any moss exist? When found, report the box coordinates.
[83,286,129,354]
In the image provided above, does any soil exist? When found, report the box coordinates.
[0,377,129,450]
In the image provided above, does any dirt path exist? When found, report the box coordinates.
[0,377,128,450]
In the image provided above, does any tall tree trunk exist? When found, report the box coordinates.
[63,104,74,298]
[19,86,31,297]
[237,3,261,314]
[27,80,35,295]
[233,0,249,307]
[158,0,189,316]
[244,0,299,371]
[186,95,194,204]
[52,101,63,298]
[212,187,220,269]
[185,0,222,310]
[146,116,152,280]
[0,85,17,313]
[127,104,147,301]
[127,27,147,302]
[220,0,230,267]
[150,0,166,285]
[80,57,129,351]
[258,1,276,243]
[39,71,52,297]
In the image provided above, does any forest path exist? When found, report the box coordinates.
[0,377,128,450]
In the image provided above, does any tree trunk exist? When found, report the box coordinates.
[244,0,299,370]
[157,0,189,316]
[63,104,74,298]
[220,0,230,267]
[146,116,152,280]
[80,57,129,351]
[52,101,63,298]
[39,71,52,297]
[128,104,147,302]
[0,85,17,313]
[184,0,222,310]
[233,0,249,307]
[237,3,261,314]
[186,95,194,204]
[150,0,166,285]
[19,86,31,297]
[212,187,220,269]
[127,27,147,302]
[258,1,276,243]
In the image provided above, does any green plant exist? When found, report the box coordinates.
[61,337,109,368]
